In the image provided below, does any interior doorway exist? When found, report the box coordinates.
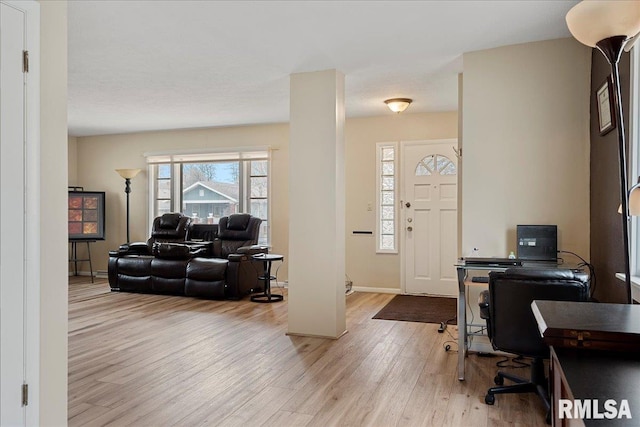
[401,140,458,296]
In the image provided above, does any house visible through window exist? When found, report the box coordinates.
[147,150,269,245]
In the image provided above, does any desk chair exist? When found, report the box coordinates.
[478,268,590,422]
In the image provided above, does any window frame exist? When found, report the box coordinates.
[376,141,398,254]
[145,148,271,246]
[631,45,640,276]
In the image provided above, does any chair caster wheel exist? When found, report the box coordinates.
[494,375,504,385]
[485,394,495,405]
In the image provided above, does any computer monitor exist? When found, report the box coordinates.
[517,225,557,262]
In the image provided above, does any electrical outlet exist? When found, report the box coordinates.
[367,202,373,211]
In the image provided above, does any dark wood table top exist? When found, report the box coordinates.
[532,301,640,352]
[553,347,640,426]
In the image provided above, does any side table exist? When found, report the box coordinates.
[251,253,284,303]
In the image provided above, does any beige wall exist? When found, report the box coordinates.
[39,0,68,425]
[74,111,458,291]
[345,112,458,290]
[68,135,77,185]
[462,38,591,259]
[76,124,291,276]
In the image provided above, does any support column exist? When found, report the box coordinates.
[287,69,346,339]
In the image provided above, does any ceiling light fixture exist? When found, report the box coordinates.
[384,98,412,113]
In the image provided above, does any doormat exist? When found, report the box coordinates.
[373,295,457,325]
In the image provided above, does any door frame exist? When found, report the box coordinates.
[0,0,40,424]
[400,139,458,295]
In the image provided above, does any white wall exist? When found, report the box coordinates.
[462,38,591,259]
[39,0,68,424]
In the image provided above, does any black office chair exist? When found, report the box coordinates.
[478,268,590,421]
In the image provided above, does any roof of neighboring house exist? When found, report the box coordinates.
[183,181,239,203]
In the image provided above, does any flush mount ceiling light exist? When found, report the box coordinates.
[384,98,412,113]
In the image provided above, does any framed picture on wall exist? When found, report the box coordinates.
[597,77,616,136]
[68,191,106,240]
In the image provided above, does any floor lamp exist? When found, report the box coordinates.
[116,168,141,243]
[567,0,640,303]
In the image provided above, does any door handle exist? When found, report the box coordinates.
[407,226,413,232]
[405,202,411,208]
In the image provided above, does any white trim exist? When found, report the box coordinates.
[375,141,398,254]
[615,273,640,303]
[352,286,401,294]
[1,1,40,424]
[183,199,237,204]
[630,45,640,276]
[144,146,270,163]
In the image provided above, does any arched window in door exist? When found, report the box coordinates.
[415,154,457,176]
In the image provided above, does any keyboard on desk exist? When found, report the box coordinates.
[471,276,489,283]
[463,257,523,266]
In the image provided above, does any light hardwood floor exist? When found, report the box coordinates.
[68,277,547,426]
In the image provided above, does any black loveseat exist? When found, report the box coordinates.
[108,213,266,299]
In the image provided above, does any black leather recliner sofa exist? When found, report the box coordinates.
[108,213,266,299]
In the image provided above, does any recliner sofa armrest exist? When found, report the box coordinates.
[227,253,246,262]
[115,241,151,256]
[226,246,268,262]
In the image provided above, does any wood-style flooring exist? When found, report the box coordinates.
[68,277,546,426]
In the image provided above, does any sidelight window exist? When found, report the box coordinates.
[377,142,398,253]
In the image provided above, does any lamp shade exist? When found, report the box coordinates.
[566,0,640,47]
[116,168,141,179]
[630,184,640,216]
[384,98,412,113]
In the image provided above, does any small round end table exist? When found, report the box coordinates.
[251,253,284,303]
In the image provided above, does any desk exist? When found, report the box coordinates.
[532,301,640,425]
[455,261,577,381]
[456,262,512,380]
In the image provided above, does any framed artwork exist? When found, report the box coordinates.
[68,191,106,240]
[596,77,616,136]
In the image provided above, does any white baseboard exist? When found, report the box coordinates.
[352,286,401,294]
[68,270,107,279]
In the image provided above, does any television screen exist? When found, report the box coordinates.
[68,191,106,241]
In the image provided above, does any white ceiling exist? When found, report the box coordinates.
[68,0,579,137]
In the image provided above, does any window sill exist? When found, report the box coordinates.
[615,273,640,303]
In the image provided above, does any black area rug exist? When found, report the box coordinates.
[373,295,457,325]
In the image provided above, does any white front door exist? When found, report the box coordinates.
[402,140,458,296]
